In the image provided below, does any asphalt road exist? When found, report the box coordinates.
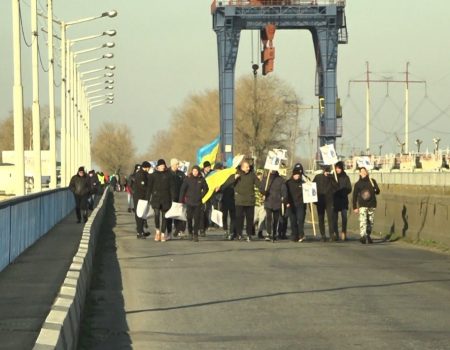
[78,193,450,350]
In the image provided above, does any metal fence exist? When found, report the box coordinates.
[0,188,74,272]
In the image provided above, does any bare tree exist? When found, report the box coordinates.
[91,122,137,174]
[146,75,300,167]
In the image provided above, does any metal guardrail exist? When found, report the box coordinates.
[0,188,75,272]
[212,0,346,7]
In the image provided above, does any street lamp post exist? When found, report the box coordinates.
[12,0,25,196]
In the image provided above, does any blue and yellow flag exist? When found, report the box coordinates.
[197,136,220,168]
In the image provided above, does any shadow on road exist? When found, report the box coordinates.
[78,195,132,350]
[126,278,450,315]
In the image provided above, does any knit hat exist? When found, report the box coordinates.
[292,168,302,176]
[322,165,331,172]
[157,159,166,167]
[335,161,345,170]
[293,162,304,173]
[78,166,85,173]
[203,161,211,169]
[141,161,151,168]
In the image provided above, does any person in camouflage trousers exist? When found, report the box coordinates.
[254,170,266,239]
[352,167,381,244]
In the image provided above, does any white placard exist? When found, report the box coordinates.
[264,149,288,171]
[302,182,318,204]
[356,156,373,170]
[319,144,338,165]
[179,161,190,175]
[210,208,223,227]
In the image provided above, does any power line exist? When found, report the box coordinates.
[19,2,33,47]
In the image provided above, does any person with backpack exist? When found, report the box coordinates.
[260,170,287,242]
[179,165,209,242]
[148,159,176,242]
[352,167,381,244]
[333,161,352,241]
[87,169,100,211]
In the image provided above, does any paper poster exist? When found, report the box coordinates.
[264,149,288,171]
[302,182,318,204]
[319,144,338,165]
[356,156,373,170]
[178,161,190,175]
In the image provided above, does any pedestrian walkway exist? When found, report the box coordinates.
[78,192,450,350]
[0,211,85,350]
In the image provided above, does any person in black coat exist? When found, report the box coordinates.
[179,165,209,242]
[218,173,236,240]
[69,167,90,223]
[133,161,151,239]
[313,165,339,241]
[333,161,352,241]
[352,167,381,244]
[148,159,176,242]
[167,158,186,237]
[87,170,100,211]
[260,171,287,241]
[285,163,307,242]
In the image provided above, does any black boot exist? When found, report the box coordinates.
[367,235,373,244]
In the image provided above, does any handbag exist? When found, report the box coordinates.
[165,202,187,221]
[136,199,152,219]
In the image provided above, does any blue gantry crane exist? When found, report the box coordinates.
[211,0,348,163]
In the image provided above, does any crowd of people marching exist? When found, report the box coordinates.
[116,157,381,244]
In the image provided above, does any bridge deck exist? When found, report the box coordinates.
[78,193,450,350]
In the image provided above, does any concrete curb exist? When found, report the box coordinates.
[33,190,111,350]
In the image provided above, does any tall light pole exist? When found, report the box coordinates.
[47,0,57,188]
[12,0,25,196]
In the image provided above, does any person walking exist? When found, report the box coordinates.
[127,164,140,213]
[333,161,352,241]
[87,170,100,211]
[148,159,176,242]
[253,170,266,240]
[133,162,151,239]
[260,170,286,242]
[313,165,339,241]
[200,161,213,236]
[218,173,237,240]
[352,167,381,244]
[285,163,307,242]
[168,158,186,238]
[179,165,209,242]
[69,167,90,223]
[225,160,261,242]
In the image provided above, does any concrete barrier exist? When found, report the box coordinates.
[346,183,450,247]
[33,189,111,350]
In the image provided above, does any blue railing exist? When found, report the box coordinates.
[0,188,75,272]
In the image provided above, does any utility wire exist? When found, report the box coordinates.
[19,2,33,47]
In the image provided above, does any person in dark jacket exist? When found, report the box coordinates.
[313,165,339,241]
[286,163,307,242]
[225,160,261,241]
[127,164,141,213]
[87,170,100,211]
[219,173,236,240]
[260,171,287,242]
[133,161,151,239]
[333,161,352,241]
[69,167,90,223]
[179,165,209,242]
[352,167,380,244]
[167,158,186,238]
[200,161,213,236]
[148,159,176,242]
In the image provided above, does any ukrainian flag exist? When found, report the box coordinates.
[197,136,220,168]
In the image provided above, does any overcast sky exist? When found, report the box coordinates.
[1,0,450,161]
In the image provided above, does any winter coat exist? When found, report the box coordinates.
[352,176,380,209]
[219,174,235,210]
[260,173,287,210]
[313,173,339,206]
[88,174,100,195]
[133,169,149,201]
[171,169,186,201]
[233,171,261,207]
[69,174,90,197]
[333,171,352,211]
[285,177,306,207]
[179,175,209,206]
[148,169,175,211]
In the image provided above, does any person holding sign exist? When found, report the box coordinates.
[352,167,381,244]
[285,163,307,242]
[313,165,339,242]
[333,161,352,241]
[260,170,287,242]
[179,165,209,242]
